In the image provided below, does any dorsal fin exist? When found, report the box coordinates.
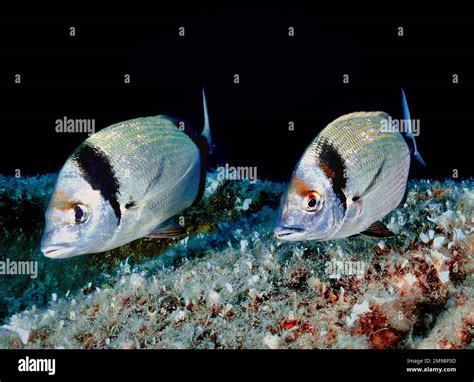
[331,111,389,124]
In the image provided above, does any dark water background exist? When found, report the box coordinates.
[0,8,472,181]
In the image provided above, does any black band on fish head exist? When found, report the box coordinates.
[72,142,122,225]
[316,139,347,213]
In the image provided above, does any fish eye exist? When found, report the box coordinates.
[73,204,88,224]
[305,192,322,212]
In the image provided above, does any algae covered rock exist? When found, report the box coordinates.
[0,172,472,349]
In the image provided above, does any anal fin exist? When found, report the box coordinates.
[361,221,394,238]
[146,217,185,238]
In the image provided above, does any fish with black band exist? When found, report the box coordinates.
[275,89,425,241]
[41,90,212,259]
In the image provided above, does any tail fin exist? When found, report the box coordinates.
[201,88,213,154]
[191,88,215,206]
[401,88,426,167]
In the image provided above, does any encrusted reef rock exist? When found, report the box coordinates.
[0,173,472,349]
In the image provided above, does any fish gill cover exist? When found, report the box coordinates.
[0,171,472,349]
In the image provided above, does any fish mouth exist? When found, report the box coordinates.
[42,245,76,259]
[274,226,305,241]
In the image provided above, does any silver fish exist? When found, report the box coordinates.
[41,91,212,258]
[275,90,424,241]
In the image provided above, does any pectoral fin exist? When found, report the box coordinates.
[357,158,386,201]
[361,221,394,237]
[146,217,185,238]
[345,197,363,221]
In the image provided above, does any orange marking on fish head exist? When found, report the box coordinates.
[290,177,312,197]
[50,190,77,211]
[319,161,336,180]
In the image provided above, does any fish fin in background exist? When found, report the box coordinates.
[190,88,213,205]
[166,88,214,206]
[146,217,185,238]
[176,88,213,207]
[162,88,212,155]
[201,88,213,154]
[361,221,395,237]
[400,89,426,167]
[201,88,224,169]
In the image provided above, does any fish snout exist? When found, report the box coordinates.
[41,245,77,259]
[274,226,305,241]
[41,231,77,259]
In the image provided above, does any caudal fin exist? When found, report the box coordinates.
[201,88,213,154]
[401,88,426,167]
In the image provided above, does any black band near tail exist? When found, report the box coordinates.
[73,142,122,224]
